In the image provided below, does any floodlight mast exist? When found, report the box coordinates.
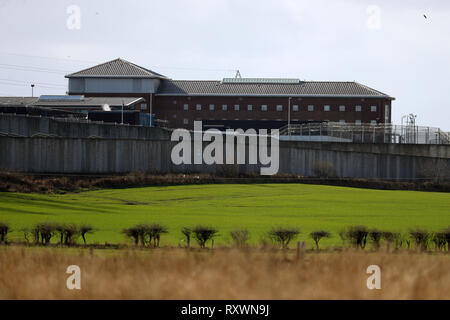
[121,100,124,124]
[288,97,292,137]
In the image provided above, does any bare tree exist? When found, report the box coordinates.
[147,223,168,248]
[192,226,218,249]
[309,230,330,250]
[79,225,94,245]
[345,225,369,249]
[230,229,250,248]
[268,227,300,249]
[369,229,383,250]
[181,227,192,248]
[0,223,10,244]
[409,229,430,251]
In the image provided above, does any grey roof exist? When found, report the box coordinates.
[32,96,144,107]
[156,79,394,99]
[0,97,39,105]
[65,58,167,79]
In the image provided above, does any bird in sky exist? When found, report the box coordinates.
[423,14,427,19]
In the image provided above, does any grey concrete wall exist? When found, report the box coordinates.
[0,114,171,140]
[1,135,449,179]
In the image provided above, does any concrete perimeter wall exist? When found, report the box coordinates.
[1,135,449,179]
[1,114,449,179]
[0,113,170,140]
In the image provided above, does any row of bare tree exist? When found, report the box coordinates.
[1,222,449,251]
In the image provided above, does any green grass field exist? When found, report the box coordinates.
[1,184,449,248]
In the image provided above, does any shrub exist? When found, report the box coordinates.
[432,232,447,251]
[63,224,78,246]
[54,224,78,246]
[122,226,141,246]
[0,223,10,243]
[230,229,250,248]
[79,225,94,245]
[346,225,368,249]
[268,227,300,249]
[33,223,56,246]
[409,229,430,251]
[369,229,383,249]
[444,227,450,251]
[122,224,167,247]
[381,231,400,250]
[192,225,218,249]
[32,223,56,246]
[181,227,192,248]
[312,161,336,178]
[309,230,330,250]
[147,223,168,248]
[20,228,31,244]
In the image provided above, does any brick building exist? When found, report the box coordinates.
[66,58,394,129]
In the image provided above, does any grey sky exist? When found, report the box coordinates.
[0,0,449,129]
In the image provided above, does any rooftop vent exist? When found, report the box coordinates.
[39,95,84,102]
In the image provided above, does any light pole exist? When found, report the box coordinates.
[121,100,124,124]
[31,84,35,97]
[288,97,292,137]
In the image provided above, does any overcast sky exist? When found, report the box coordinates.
[0,0,449,129]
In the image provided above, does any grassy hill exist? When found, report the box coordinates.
[1,184,449,248]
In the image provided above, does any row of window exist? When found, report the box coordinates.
[182,119,377,125]
[182,104,378,112]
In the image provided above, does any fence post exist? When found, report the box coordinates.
[296,241,306,261]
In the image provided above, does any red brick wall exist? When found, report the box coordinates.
[154,95,392,129]
[70,91,392,128]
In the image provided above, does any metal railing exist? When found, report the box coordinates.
[280,122,450,144]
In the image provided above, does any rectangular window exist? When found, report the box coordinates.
[276,105,283,111]
[196,104,201,111]
[385,104,390,123]
[339,120,345,123]
[355,105,362,112]
[339,105,345,112]
[293,105,299,111]
[222,104,227,111]
[355,120,362,125]
[371,105,377,112]
[141,103,147,110]
[247,104,253,111]
[183,118,189,124]
[183,104,188,110]
[234,104,240,111]
[261,105,267,111]
[324,105,330,111]
[308,105,314,111]
[371,120,377,125]
[209,104,214,111]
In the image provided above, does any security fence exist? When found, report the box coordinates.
[280,122,450,145]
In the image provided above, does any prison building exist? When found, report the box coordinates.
[66,58,394,129]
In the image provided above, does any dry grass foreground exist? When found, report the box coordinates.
[0,247,449,299]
